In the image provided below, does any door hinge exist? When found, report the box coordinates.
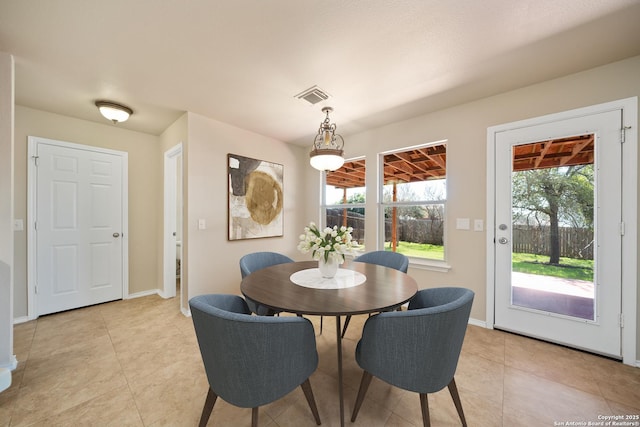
[619,313,624,328]
[32,155,39,166]
[621,126,631,143]
[620,222,625,236]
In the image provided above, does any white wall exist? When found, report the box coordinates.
[184,112,309,301]
[0,52,15,369]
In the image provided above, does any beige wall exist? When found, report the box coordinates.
[335,55,640,354]
[184,112,309,300]
[7,54,639,361]
[13,106,161,317]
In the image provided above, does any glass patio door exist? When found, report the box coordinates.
[493,109,622,358]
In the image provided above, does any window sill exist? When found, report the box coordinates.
[408,258,451,273]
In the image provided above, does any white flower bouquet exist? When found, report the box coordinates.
[297,222,355,263]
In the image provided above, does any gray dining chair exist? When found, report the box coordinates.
[341,250,410,337]
[351,287,474,427]
[189,294,321,427]
[239,251,294,316]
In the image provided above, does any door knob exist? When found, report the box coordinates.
[498,237,509,244]
[113,232,120,238]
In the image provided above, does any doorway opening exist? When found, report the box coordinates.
[163,144,184,313]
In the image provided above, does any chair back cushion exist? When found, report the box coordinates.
[354,250,409,273]
[189,294,318,408]
[239,251,294,278]
[239,252,294,314]
[356,287,474,393]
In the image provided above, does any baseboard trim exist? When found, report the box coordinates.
[126,289,160,300]
[0,355,18,371]
[468,317,487,328]
[13,316,31,325]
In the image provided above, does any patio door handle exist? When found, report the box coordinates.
[498,237,509,244]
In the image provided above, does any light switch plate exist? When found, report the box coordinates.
[198,219,206,230]
[474,219,484,232]
[14,219,24,231]
[456,218,470,230]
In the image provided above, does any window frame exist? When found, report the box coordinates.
[377,141,451,271]
[321,156,367,254]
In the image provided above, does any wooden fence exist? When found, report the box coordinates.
[327,209,593,259]
[512,225,593,259]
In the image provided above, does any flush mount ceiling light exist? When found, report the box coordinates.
[95,100,133,124]
[309,106,345,171]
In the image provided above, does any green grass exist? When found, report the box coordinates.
[511,253,593,281]
[385,241,593,281]
[385,241,444,260]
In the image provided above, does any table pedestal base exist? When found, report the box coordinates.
[336,316,345,427]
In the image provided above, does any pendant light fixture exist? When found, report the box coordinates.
[309,106,345,171]
[95,100,133,124]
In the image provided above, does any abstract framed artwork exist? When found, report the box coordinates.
[228,153,284,240]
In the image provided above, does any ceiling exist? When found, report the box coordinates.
[1,0,640,147]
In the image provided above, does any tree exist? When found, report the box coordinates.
[345,193,365,216]
[512,165,593,264]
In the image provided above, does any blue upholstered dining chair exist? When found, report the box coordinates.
[340,250,410,337]
[354,250,409,273]
[189,294,321,427]
[239,251,294,316]
[351,287,474,427]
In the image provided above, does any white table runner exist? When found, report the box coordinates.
[290,268,366,289]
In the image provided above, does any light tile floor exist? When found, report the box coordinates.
[2,294,639,426]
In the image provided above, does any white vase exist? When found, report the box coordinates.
[318,256,339,278]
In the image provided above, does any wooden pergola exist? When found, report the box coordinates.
[326,143,447,251]
[512,134,594,171]
[324,135,594,250]
[326,143,447,189]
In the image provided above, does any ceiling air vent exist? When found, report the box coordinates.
[295,85,330,105]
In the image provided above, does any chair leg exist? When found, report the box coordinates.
[251,407,259,427]
[341,315,352,338]
[419,393,431,427]
[350,371,373,422]
[300,379,322,425]
[198,388,218,427]
[448,378,467,426]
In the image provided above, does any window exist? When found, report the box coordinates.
[323,158,366,252]
[380,142,447,261]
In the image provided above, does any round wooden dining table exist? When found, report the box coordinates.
[240,260,418,427]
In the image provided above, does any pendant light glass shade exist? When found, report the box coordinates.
[95,100,133,123]
[309,107,345,171]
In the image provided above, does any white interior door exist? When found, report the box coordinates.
[493,109,622,357]
[33,138,126,316]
